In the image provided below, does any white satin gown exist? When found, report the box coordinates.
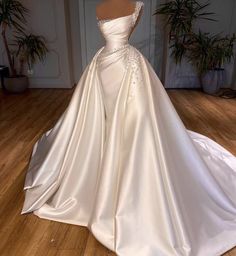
[21,2,236,256]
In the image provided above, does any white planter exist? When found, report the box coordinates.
[200,68,226,94]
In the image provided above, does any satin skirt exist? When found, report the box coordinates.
[21,45,236,256]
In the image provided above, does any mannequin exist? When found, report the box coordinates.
[96,0,143,37]
[96,0,137,21]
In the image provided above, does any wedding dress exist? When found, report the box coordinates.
[21,1,236,255]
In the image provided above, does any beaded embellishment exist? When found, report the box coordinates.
[96,44,131,68]
[126,47,144,103]
[103,44,130,55]
[97,18,112,25]
[132,1,144,26]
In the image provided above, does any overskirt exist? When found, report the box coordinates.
[21,45,236,256]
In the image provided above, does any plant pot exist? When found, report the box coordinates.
[4,75,29,94]
[200,68,226,95]
[0,65,10,93]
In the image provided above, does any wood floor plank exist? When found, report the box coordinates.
[0,88,235,255]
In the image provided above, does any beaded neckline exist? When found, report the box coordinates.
[97,1,143,25]
[97,13,133,24]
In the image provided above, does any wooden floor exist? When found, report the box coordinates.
[0,88,236,256]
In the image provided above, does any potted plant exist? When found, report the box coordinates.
[0,0,28,93]
[14,33,48,76]
[154,0,236,94]
[186,31,236,94]
[153,0,236,94]
[0,65,9,92]
[0,0,48,94]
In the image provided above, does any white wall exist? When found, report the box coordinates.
[2,1,233,90]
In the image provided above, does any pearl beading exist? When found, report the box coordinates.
[102,43,130,55]
[94,46,144,103]
[97,18,112,25]
[126,47,144,103]
[96,44,131,68]
[132,1,144,26]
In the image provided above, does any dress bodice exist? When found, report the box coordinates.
[97,1,144,54]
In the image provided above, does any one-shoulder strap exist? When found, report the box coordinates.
[132,1,144,26]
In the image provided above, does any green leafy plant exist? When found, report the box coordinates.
[154,0,215,39]
[0,0,48,78]
[154,0,236,75]
[0,0,28,76]
[186,31,236,75]
[13,33,48,75]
